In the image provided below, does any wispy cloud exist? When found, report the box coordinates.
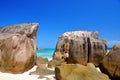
[107,40,120,47]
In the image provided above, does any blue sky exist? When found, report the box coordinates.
[0,0,120,48]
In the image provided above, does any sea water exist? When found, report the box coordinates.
[36,48,55,59]
[107,47,112,50]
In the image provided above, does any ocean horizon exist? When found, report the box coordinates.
[36,48,55,59]
[36,47,112,59]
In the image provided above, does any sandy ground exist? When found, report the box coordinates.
[0,66,55,80]
[0,58,101,80]
[0,66,101,80]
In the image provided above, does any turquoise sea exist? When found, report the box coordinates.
[36,48,55,59]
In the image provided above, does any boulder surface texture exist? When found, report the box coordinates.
[99,45,120,80]
[55,63,109,80]
[53,31,107,66]
[0,23,38,73]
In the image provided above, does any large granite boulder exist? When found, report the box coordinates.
[0,23,38,73]
[99,45,120,80]
[55,63,109,80]
[52,31,107,66]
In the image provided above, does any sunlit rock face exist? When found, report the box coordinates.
[55,63,110,80]
[0,23,38,73]
[53,31,107,66]
[99,45,120,80]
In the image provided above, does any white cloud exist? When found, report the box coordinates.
[107,40,120,47]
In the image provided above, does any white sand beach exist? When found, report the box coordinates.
[0,65,55,80]
[0,65,102,80]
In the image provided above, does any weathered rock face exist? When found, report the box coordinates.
[53,31,107,66]
[0,23,38,73]
[55,63,110,80]
[88,38,107,66]
[99,45,120,80]
[68,37,88,65]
